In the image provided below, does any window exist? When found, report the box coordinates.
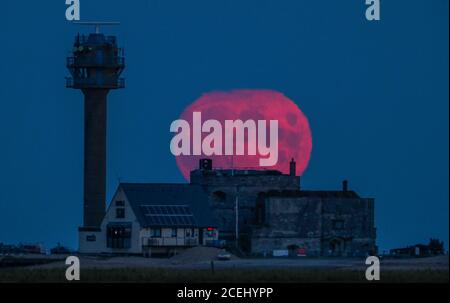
[332,220,344,230]
[185,228,195,238]
[151,228,162,238]
[106,224,132,249]
[115,200,125,206]
[255,201,265,225]
[171,228,177,237]
[212,191,227,203]
[116,208,125,218]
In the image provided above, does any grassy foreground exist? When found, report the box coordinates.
[0,267,448,283]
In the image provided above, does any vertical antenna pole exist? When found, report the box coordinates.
[231,155,234,176]
[235,186,239,247]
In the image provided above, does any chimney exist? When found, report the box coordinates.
[342,180,348,192]
[199,158,213,170]
[289,158,296,176]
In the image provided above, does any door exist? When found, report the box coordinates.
[199,228,204,246]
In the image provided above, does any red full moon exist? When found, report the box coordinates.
[175,89,312,181]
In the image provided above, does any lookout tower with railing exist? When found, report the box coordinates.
[66,22,125,232]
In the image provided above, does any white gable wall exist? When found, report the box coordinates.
[79,186,142,254]
[101,187,142,254]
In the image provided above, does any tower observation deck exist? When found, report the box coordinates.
[66,23,125,230]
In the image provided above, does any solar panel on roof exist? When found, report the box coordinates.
[182,216,189,225]
[171,216,180,225]
[158,216,165,225]
[140,204,195,227]
[163,216,173,225]
[147,216,154,225]
[150,215,156,225]
[170,218,174,225]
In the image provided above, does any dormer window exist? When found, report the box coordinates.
[116,208,125,218]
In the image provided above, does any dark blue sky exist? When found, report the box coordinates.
[0,0,448,252]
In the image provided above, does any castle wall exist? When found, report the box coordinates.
[250,196,376,256]
[190,170,300,238]
[190,171,300,189]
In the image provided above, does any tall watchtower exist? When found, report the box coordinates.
[66,22,125,230]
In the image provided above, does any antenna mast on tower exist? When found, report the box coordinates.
[72,21,121,34]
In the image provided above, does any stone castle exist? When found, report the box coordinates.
[78,158,376,257]
[190,158,376,256]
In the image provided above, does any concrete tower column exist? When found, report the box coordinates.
[82,89,108,227]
